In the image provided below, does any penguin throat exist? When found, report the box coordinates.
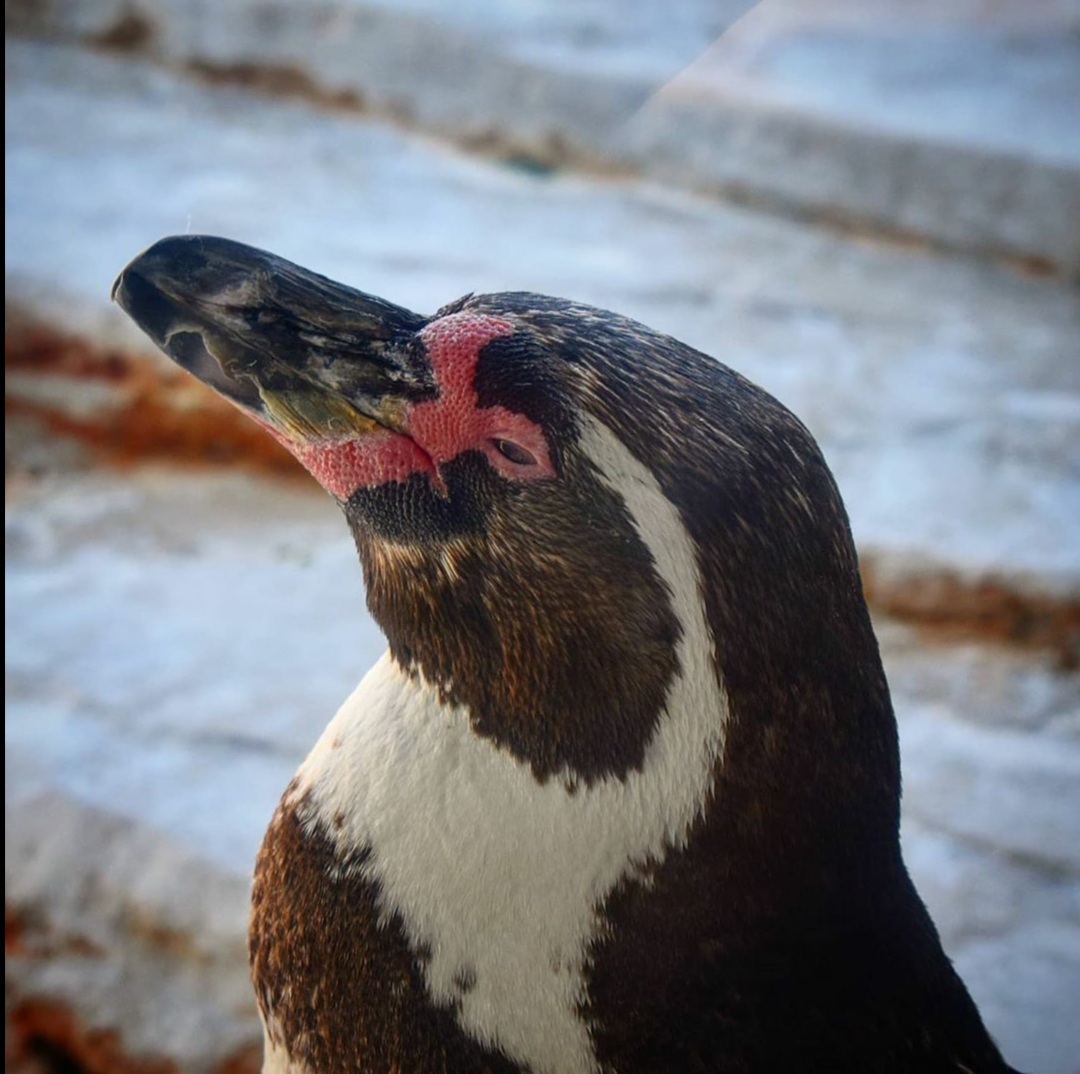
[283,429,440,499]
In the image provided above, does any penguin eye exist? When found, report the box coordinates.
[491,439,538,467]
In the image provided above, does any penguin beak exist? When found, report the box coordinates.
[112,235,432,440]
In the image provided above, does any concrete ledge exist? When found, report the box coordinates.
[6,790,260,1074]
[8,0,1080,272]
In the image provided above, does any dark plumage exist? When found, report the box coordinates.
[114,235,1023,1074]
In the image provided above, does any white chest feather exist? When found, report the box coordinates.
[291,420,729,1074]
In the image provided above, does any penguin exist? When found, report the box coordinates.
[113,235,1024,1074]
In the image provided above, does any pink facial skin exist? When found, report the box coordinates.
[269,312,555,500]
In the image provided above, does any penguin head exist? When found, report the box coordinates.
[114,235,894,806]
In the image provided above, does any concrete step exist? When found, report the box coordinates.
[8,0,1080,272]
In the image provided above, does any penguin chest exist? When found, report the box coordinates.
[249,645,723,1074]
[250,791,525,1074]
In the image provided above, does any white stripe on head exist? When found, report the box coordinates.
[293,416,729,1074]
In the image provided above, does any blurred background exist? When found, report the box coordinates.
[6,1,1080,1071]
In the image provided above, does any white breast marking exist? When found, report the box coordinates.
[293,417,729,1074]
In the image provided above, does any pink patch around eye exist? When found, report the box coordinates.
[250,311,554,500]
[412,312,555,480]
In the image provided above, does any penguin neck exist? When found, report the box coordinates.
[345,488,687,788]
